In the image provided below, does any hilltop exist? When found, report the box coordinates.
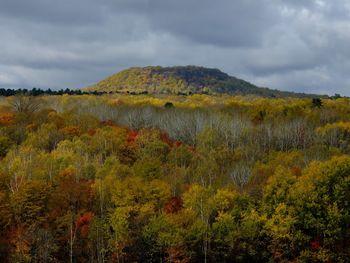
[85,66,323,98]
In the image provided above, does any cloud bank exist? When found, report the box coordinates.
[0,0,349,95]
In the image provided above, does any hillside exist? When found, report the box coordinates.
[85,66,320,97]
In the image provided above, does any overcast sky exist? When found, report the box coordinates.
[1,0,350,95]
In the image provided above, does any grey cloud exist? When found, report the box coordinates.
[0,0,349,95]
[106,0,280,47]
[0,0,103,25]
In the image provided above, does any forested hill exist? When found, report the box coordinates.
[85,66,324,98]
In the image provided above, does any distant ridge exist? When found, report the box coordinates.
[85,66,325,98]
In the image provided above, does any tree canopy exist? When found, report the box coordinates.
[0,93,349,262]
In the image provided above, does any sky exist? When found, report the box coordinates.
[1,0,350,96]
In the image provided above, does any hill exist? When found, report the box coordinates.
[85,66,323,97]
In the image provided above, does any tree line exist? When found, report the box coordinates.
[0,88,108,97]
[0,88,157,97]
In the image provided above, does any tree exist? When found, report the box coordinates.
[311,98,323,108]
[50,167,94,262]
[142,214,179,261]
[317,121,350,151]
[7,95,43,113]
[183,184,214,263]
[11,180,52,226]
[109,176,171,261]
[164,102,174,108]
[290,156,350,261]
[133,128,170,162]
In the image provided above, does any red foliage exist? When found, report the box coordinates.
[127,130,139,143]
[50,168,95,222]
[311,238,321,250]
[174,141,183,147]
[76,212,94,238]
[164,197,183,214]
[160,131,173,146]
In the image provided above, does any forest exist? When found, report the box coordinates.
[0,93,349,262]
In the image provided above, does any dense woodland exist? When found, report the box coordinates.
[0,93,350,262]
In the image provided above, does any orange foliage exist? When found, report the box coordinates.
[0,112,16,126]
[291,166,302,177]
[60,126,81,138]
[164,197,183,214]
[48,112,65,128]
[87,128,96,136]
[110,99,125,106]
[8,225,31,259]
[25,123,37,131]
[165,246,190,263]
[100,120,118,127]
[59,167,76,179]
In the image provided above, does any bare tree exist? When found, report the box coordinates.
[7,95,43,113]
[229,161,252,188]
